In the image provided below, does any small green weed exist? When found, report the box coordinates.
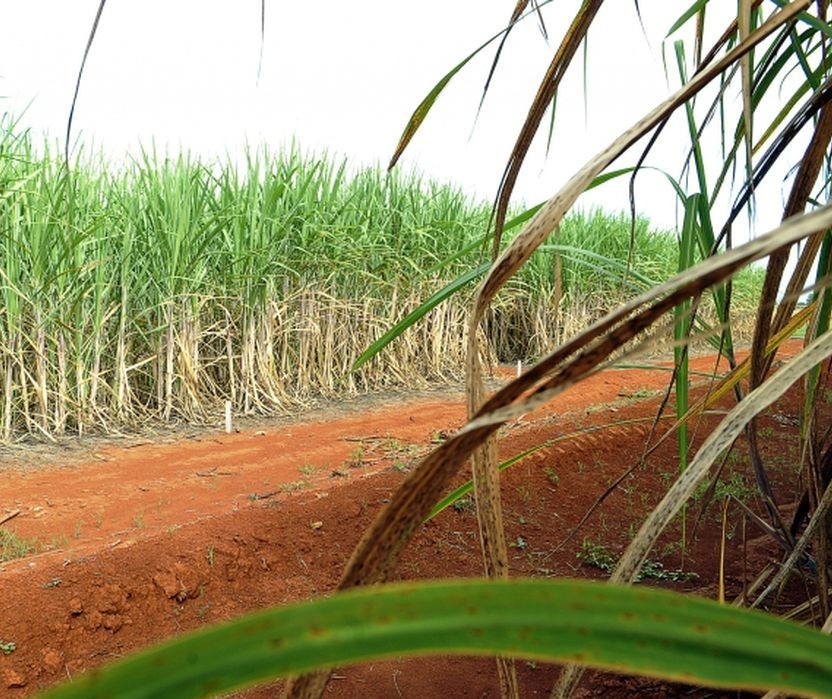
[431,430,450,444]
[693,471,757,505]
[280,480,310,493]
[577,540,698,582]
[577,540,617,572]
[381,438,417,458]
[0,529,36,562]
[0,640,15,655]
[347,446,364,468]
[48,535,69,551]
[452,495,474,514]
[638,560,699,582]
[543,467,559,486]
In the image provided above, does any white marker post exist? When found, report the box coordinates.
[516,359,522,378]
[225,400,232,433]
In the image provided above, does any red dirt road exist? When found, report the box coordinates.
[0,345,807,697]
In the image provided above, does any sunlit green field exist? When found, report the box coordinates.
[0,116,762,440]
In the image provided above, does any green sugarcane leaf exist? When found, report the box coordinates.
[389,17,527,170]
[426,442,547,520]
[350,261,490,372]
[36,578,832,699]
[666,0,710,37]
[351,200,548,372]
[350,159,686,376]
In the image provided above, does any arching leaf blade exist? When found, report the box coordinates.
[36,579,832,699]
[350,262,489,373]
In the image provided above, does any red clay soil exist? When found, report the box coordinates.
[0,342,818,698]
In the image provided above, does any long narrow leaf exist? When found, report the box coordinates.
[667,0,711,37]
[388,3,554,170]
[350,262,489,372]
[426,442,548,521]
[36,579,832,699]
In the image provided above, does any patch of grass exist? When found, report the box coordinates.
[659,540,682,557]
[298,464,316,476]
[48,535,69,551]
[0,529,36,562]
[452,495,475,514]
[0,640,15,655]
[280,480,310,493]
[577,540,698,583]
[576,540,617,572]
[347,446,364,468]
[543,467,559,486]
[639,559,700,583]
[693,471,757,505]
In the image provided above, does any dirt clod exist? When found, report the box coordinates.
[3,668,26,689]
[153,564,203,602]
[41,649,62,673]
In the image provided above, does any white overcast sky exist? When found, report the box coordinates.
[0,2,807,236]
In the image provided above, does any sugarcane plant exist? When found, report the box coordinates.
[31,1,832,699]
